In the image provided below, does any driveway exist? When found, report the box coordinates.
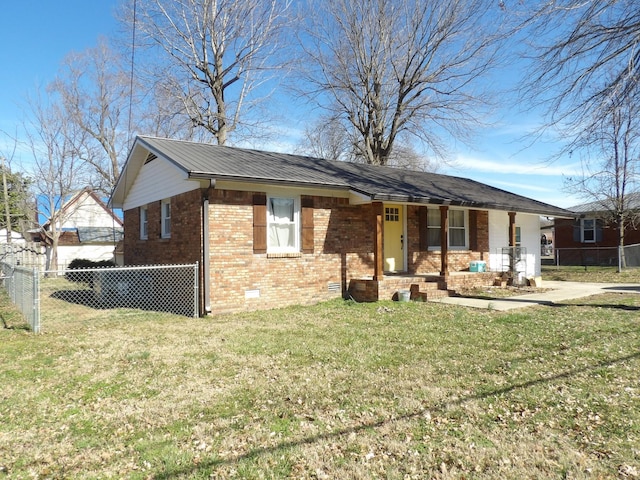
[430,281,640,311]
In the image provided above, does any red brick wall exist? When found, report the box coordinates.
[554,218,640,248]
[123,188,204,266]
[553,217,640,265]
[207,190,374,314]
[58,231,80,246]
[124,189,493,314]
[407,206,489,273]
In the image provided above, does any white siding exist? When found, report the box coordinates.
[488,211,541,278]
[0,229,26,244]
[52,245,116,271]
[59,192,115,229]
[122,158,201,210]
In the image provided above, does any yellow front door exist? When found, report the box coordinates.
[383,204,404,272]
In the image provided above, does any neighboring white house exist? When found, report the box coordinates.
[0,229,26,244]
[36,189,124,270]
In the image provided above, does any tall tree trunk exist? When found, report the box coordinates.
[618,216,626,272]
[47,232,60,274]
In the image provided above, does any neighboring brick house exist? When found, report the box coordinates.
[554,195,640,265]
[110,136,571,314]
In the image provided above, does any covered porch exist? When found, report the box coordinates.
[346,201,522,303]
[347,271,498,302]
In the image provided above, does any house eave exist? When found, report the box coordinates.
[363,193,573,217]
[188,172,350,192]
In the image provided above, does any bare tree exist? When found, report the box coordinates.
[295,115,352,161]
[295,0,509,166]
[296,115,440,172]
[520,0,640,133]
[0,136,34,239]
[49,39,132,196]
[565,86,640,270]
[130,0,291,145]
[23,92,91,271]
[385,142,441,173]
[0,158,32,238]
[136,79,206,141]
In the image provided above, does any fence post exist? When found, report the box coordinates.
[193,262,199,318]
[32,268,40,334]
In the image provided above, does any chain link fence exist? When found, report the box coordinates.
[551,245,640,269]
[43,264,199,318]
[554,247,618,267]
[1,262,40,333]
[622,243,640,268]
[1,262,199,333]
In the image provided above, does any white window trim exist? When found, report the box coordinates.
[427,208,469,250]
[267,195,300,253]
[161,198,171,239]
[581,218,596,243]
[426,208,440,249]
[140,206,148,240]
[448,209,468,249]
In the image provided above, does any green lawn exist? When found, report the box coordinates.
[542,264,640,283]
[1,286,639,478]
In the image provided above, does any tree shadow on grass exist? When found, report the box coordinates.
[48,288,195,317]
[552,302,640,311]
[1,313,31,330]
[602,285,640,293]
[50,289,109,309]
[452,293,640,311]
[153,350,640,479]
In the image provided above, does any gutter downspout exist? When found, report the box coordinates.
[202,187,211,314]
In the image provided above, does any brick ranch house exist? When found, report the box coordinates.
[110,136,572,315]
[554,195,640,266]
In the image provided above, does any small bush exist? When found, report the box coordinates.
[66,258,116,283]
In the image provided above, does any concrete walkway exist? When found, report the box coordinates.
[429,281,640,311]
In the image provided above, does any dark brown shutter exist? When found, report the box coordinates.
[418,206,428,251]
[301,196,314,254]
[253,194,267,254]
[469,210,478,251]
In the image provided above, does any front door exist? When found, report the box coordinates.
[383,204,405,272]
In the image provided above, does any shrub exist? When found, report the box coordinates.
[66,258,116,283]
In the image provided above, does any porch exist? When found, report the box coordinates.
[347,271,498,303]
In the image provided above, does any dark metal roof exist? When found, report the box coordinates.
[77,227,124,244]
[568,192,640,214]
[135,136,573,217]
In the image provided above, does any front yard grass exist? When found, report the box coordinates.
[1,290,639,478]
[542,265,640,283]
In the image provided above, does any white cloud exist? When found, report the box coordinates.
[489,179,555,193]
[452,153,582,177]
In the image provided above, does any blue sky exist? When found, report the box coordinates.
[0,1,585,209]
